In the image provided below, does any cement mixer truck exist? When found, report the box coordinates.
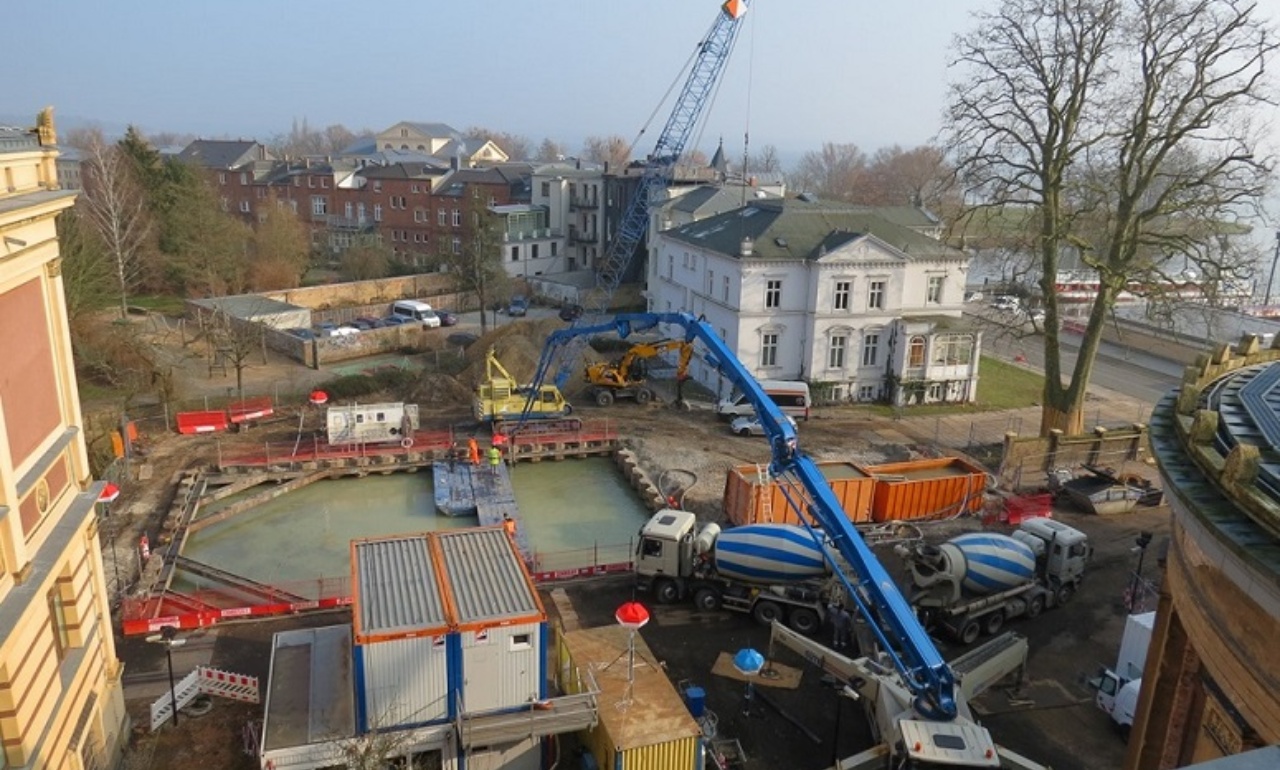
[634,509,839,635]
[897,518,1092,644]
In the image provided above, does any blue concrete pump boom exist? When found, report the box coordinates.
[528,312,959,721]
[545,0,748,393]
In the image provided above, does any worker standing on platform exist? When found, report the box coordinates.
[468,436,481,466]
[502,512,517,538]
[488,443,502,476]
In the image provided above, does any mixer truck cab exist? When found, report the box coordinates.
[1010,517,1092,600]
[635,509,836,635]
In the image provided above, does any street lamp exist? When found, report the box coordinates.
[146,625,186,727]
[1126,531,1154,613]
[1266,231,1280,307]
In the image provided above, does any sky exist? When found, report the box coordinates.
[6,0,989,160]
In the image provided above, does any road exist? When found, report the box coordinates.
[973,312,1186,407]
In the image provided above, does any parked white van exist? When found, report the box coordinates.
[716,380,811,421]
[389,300,441,328]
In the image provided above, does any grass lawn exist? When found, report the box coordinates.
[856,356,1043,418]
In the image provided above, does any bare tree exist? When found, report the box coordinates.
[791,142,869,202]
[865,145,956,213]
[433,195,511,335]
[341,242,392,281]
[945,0,1275,435]
[582,135,632,169]
[249,194,311,290]
[80,137,154,319]
[204,307,266,402]
[535,137,568,162]
[745,144,782,176]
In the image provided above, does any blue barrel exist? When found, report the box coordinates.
[685,685,706,718]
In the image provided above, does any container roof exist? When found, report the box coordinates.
[262,624,355,752]
[436,527,543,625]
[352,535,449,639]
[562,626,701,750]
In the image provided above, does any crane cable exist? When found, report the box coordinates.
[740,1,757,208]
[628,28,704,158]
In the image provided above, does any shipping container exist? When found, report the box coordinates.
[559,625,701,770]
[350,534,452,731]
[435,528,548,714]
[722,461,874,526]
[862,456,989,522]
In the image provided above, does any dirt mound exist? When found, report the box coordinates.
[454,318,606,395]
[406,372,474,405]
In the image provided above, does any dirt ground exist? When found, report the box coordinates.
[102,311,1167,770]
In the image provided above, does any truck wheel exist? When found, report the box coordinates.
[654,579,680,604]
[635,388,653,405]
[595,390,614,407]
[959,620,982,645]
[1026,595,1045,619]
[787,607,821,636]
[1056,584,1075,606]
[693,587,722,611]
[984,612,1005,636]
[737,427,752,437]
[752,600,783,627]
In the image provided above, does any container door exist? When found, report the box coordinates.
[463,633,503,712]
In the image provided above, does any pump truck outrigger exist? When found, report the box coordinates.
[517,312,1054,769]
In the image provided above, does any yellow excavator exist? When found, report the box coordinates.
[583,339,693,407]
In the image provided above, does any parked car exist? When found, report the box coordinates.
[343,318,374,331]
[729,413,798,437]
[507,295,529,316]
[314,321,338,335]
[286,327,316,340]
[381,315,410,327]
[353,316,387,329]
[992,295,1021,312]
[433,309,459,327]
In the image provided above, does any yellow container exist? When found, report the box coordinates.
[558,626,701,770]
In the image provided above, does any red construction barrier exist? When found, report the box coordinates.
[176,411,229,434]
[1005,493,1053,525]
[120,595,353,636]
[227,396,275,424]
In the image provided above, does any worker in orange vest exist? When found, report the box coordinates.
[468,437,481,466]
[502,512,517,538]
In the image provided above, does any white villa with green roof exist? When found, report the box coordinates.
[646,196,981,406]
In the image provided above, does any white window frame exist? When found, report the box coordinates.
[927,275,944,304]
[862,332,880,367]
[373,204,382,222]
[761,332,779,367]
[868,280,885,310]
[765,279,782,309]
[834,280,851,311]
[828,335,847,369]
[311,196,326,216]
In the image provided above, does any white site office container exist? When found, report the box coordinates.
[326,402,420,445]
[436,528,548,715]
[351,534,451,731]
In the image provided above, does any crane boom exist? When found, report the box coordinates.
[545,0,748,393]
[528,312,958,720]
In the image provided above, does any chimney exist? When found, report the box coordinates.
[740,237,754,257]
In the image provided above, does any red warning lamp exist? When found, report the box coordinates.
[308,390,329,406]
[615,601,650,631]
[98,482,121,504]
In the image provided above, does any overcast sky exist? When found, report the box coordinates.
[8,0,988,158]
[9,0,1280,170]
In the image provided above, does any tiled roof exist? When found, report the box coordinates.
[663,197,961,262]
[177,139,267,169]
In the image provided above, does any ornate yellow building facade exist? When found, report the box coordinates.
[1136,336,1280,768]
[0,110,128,769]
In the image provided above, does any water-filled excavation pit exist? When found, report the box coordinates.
[175,458,651,596]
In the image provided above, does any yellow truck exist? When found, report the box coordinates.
[474,347,573,422]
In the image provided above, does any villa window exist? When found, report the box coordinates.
[932,334,975,366]
[927,275,944,304]
[829,335,847,368]
[868,280,885,310]
[834,280,851,310]
[862,332,880,366]
[766,279,782,309]
[761,333,778,367]
[908,335,927,368]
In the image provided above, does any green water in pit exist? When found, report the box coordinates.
[178,457,650,589]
